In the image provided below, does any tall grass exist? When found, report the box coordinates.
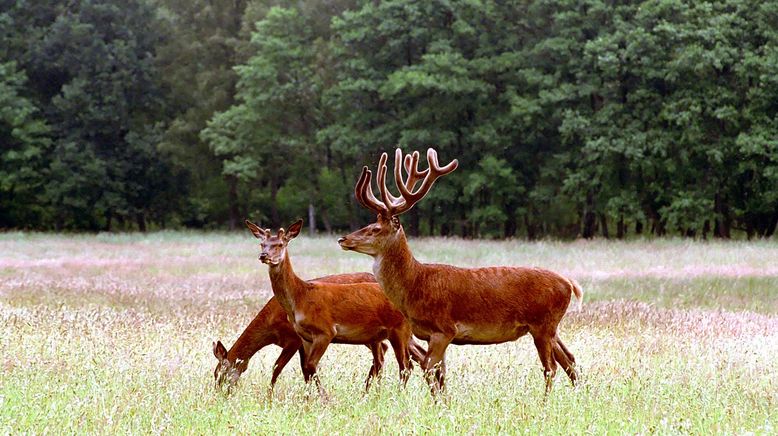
[1,233,776,433]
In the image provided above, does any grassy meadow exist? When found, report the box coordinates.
[1,232,776,434]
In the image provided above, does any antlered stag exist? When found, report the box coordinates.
[338,148,582,394]
[212,272,389,392]
[245,219,425,397]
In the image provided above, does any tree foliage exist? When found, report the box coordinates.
[1,0,776,238]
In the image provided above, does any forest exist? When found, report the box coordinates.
[1,0,777,238]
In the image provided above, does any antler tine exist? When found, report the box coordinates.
[393,149,425,200]
[354,166,389,215]
[427,148,459,175]
[354,166,370,210]
[377,152,403,209]
[403,150,429,191]
[391,147,458,216]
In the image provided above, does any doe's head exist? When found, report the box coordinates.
[245,219,303,266]
[212,340,248,391]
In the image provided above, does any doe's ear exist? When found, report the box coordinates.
[285,219,304,240]
[213,340,228,360]
[245,220,268,240]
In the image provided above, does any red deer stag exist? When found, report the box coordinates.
[245,219,426,397]
[212,272,388,392]
[338,148,582,394]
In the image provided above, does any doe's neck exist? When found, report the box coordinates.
[227,304,275,361]
[268,250,307,310]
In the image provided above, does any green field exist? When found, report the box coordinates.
[1,233,776,434]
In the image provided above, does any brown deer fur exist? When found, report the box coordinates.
[245,219,425,396]
[212,272,387,391]
[338,148,582,394]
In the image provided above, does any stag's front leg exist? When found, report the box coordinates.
[423,332,453,395]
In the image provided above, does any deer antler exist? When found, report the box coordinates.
[356,148,458,217]
[354,165,389,216]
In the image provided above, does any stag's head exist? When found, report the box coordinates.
[338,148,457,256]
[245,219,303,266]
[212,340,248,390]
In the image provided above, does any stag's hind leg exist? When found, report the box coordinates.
[553,335,578,385]
[387,332,411,386]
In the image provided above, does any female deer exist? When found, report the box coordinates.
[338,148,581,394]
[245,219,425,397]
[212,272,388,392]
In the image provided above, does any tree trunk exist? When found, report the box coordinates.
[408,208,420,237]
[581,193,597,239]
[227,175,240,231]
[341,167,359,231]
[765,208,778,238]
[136,212,147,232]
[714,193,731,238]
[635,220,643,235]
[321,209,332,234]
[269,178,280,226]
[505,208,517,238]
[308,203,316,236]
[616,214,625,239]
[524,215,537,240]
[428,207,435,236]
[600,213,609,238]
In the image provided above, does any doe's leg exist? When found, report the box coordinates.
[553,336,578,385]
[364,341,388,391]
[532,332,558,395]
[302,336,332,400]
[270,344,299,388]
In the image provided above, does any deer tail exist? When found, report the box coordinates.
[568,278,583,311]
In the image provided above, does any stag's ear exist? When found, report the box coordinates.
[285,219,303,241]
[213,340,228,360]
[390,216,401,229]
[245,220,268,240]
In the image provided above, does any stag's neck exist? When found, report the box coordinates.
[227,306,274,362]
[374,230,419,308]
[268,251,307,314]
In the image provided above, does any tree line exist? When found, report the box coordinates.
[2,0,777,238]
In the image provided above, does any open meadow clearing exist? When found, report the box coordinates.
[1,232,776,434]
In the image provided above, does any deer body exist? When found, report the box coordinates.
[246,219,425,397]
[213,272,386,391]
[339,148,581,394]
[268,254,412,347]
[376,255,576,346]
